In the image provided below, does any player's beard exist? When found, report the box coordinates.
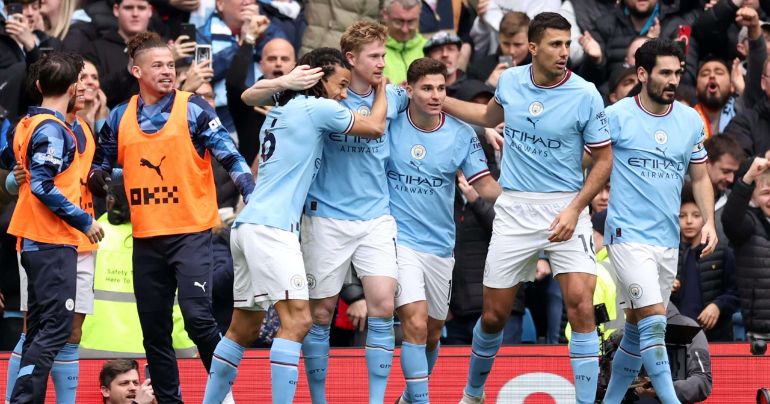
[647,82,676,105]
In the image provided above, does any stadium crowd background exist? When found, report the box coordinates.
[1,0,770,398]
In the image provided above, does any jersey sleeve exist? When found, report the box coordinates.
[386,85,410,115]
[690,123,708,164]
[581,89,611,148]
[309,98,355,134]
[493,70,510,106]
[459,126,491,184]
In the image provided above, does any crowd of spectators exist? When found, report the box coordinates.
[2,0,770,354]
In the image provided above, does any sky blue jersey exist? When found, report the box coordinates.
[305,85,409,220]
[494,65,610,192]
[387,110,490,257]
[605,95,708,248]
[235,95,354,233]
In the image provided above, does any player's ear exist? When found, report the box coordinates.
[528,41,537,57]
[636,66,647,85]
[405,83,414,99]
[345,51,356,67]
[131,65,142,80]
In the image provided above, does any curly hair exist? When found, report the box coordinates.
[127,31,168,60]
[277,48,351,105]
[340,21,388,55]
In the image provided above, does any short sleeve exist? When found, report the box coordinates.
[459,127,491,183]
[493,69,510,106]
[309,98,355,134]
[386,85,409,114]
[691,123,708,164]
[581,89,611,148]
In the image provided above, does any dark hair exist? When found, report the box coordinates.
[681,180,695,205]
[634,38,684,74]
[277,48,351,105]
[705,134,744,163]
[28,52,84,98]
[697,56,730,75]
[499,11,530,37]
[528,12,571,44]
[127,31,167,60]
[100,359,139,402]
[406,58,447,84]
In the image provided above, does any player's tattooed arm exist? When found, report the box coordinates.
[349,79,388,139]
[241,65,324,106]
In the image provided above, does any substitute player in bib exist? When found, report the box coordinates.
[4,62,102,404]
[202,48,389,404]
[88,32,255,404]
[441,13,613,404]
[4,52,104,404]
[391,58,501,404]
[240,22,409,403]
[601,39,716,404]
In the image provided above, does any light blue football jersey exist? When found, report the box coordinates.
[604,96,707,248]
[387,110,490,257]
[494,65,610,192]
[235,95,354,233]
[305,85,409,220]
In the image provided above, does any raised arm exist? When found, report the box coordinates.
[241,65,323,107]
[443,96,504,128]
[348,80,388,139]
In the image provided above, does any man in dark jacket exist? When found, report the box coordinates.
[724,93,770,157]
[722,156,770,337]
[578,0,701,86]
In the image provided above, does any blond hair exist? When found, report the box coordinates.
[340,21,388,55]
[47,0,78,40]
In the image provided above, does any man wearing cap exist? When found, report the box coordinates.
[606,66,638,105]
[424,31,468,97]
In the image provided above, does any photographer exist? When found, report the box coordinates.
[601,303,712,404]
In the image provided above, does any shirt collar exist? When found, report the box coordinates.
[27,106,66,122]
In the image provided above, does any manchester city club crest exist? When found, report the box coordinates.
[411,144,427,160]
[654,130,668,145]
[629,283,643,300]
[528,101,544,116]
[290,275,306,290]
[306,274,317,290]
[357,105,371,117]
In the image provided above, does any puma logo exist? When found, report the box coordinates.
[194,281,206,293]
[655,146,667,158]
[526,116,539,129]
[140,156,166,180]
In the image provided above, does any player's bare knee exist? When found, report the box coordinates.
[309,303,335,326]
[401,315,428,343]
[480,310,507,333]
[367,298,394,318]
